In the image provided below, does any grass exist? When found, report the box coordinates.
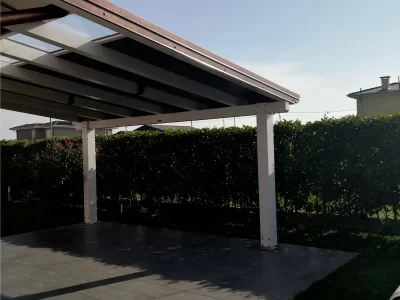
[2,203,399,299]
[281,226,400,300]
[104,206,400,300]
[100,205,400,299]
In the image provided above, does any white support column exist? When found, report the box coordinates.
[257,105,277,249]
[82,123,97,224]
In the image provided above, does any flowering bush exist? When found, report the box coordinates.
[1,137,83,206]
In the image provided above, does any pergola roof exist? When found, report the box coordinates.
[1,0,301,249]
[1,0,299,123]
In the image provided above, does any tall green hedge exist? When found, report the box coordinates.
[1,115,399,220]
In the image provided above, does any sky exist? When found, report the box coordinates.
[1,0,400,139]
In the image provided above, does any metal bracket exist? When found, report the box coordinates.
[133,84,145,96]
[79,120,90,130]
[68,95,75,105]
[257,102,288,114]
[256,103,268,114]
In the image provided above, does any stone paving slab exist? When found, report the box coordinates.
[1,223,357,299]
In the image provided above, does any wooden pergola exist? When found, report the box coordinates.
[0,0,300,249]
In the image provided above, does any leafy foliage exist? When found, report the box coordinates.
[1,114,399,220]
[1,137,83,206]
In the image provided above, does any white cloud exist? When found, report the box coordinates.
[238,62,358,122]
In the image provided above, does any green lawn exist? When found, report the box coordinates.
[281,226,400,300]
[107,208,400,300]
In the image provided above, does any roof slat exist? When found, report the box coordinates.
[7,20,247,107]
[1,38,208,111]
[2,100,80,122]
[1,77,135,117]
[0,38,139,93]
[1,90,108,120]
[0,61,164,114]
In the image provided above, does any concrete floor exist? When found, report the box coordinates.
[1,223,357,300]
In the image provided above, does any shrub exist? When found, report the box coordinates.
[1,114,399,221]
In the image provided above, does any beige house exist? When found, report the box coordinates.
[347,76,400,117]
[10,121,112,141]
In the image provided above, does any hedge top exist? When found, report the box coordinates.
[1,114,399,221]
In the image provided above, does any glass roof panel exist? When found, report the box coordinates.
[8,34,61,52]
[54,14,116,40]
[0,55,18,63]
[6,14,115,54]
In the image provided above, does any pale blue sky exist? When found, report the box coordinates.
[1,0,399,138]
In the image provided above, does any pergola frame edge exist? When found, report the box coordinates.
[79,101,288,249]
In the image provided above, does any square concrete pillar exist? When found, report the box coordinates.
[257,107,277,249]
[82,124,97,224]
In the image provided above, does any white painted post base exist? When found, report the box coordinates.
[257,106,278,249]
[82,124,97,224]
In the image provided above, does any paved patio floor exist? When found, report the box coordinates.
[1,223,357,300]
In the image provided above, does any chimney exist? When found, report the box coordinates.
[380,76,390,90]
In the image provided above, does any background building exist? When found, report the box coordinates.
[10,121,112,140]
[348,76,400,117]
[114,124,195,134]
[134,124,194,132]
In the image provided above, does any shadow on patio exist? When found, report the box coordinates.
[1,222,357,300]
